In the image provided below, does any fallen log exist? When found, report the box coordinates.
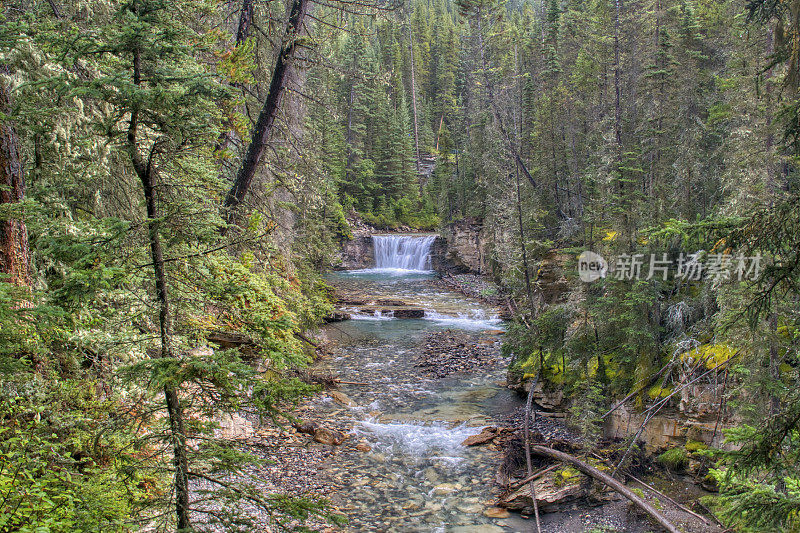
[590,452,711,527]
[529,445,681,533]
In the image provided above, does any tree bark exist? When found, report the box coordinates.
[127,41,190,530]
[529,445,681,533]
[0,80,31,288]
[235,0,254,45]
[224,0,309,222]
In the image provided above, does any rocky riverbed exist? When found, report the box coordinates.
[204,258,724,532]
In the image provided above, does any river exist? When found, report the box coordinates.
[311,234,527,532]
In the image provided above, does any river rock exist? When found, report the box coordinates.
[462,427,496,446]
[416,330,500,378]
[392,308,425,319]
[329,390,357,407]
[457,504,483,514]
[355,441,371,452]
[462,426,498,446]
[313,427,347,446]
[324,311,351,323]
[432,482,458,496]
[376,298,407,306]
[293,420,318,435]
[450,526,505,533]
[483,507,510,519]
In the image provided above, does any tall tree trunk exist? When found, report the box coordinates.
[236,0,254,45]
[127,43,190,531]
[215,0,258,176]
[224,0,309,222]
[474,11,538,190]
[407,23,421,178]
[515,167,535,316]
[0,80,31,289]
[344,74,355,186]
[613,0,622,172]
[613,0,627,232]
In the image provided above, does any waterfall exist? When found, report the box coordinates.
[372,235,436,271]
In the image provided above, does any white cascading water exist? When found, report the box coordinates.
[372,235,436,271]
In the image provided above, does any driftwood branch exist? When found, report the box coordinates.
[505,464,559,492]
[529,445,681,533]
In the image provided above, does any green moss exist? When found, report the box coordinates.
[647,385,674,399]
[685,440,708,453]
[657,447,689,470]
[553,467,581,487]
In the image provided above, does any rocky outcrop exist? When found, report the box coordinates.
[338,236,374,270]
[506,375,567,412]
[442,218,486,273]
[533,252,572,305]
[605,393,734,451]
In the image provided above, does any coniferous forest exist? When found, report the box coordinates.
[2,0,800,530]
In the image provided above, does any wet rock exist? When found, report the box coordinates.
[324,311,351,323]
[293,420,318,435]
[450,526,505,533]
[462,426,513,446]
[457,504,483,514]
[338,235,375,270]
[501,471,586,513]
[313,427,347,446]
[433,482,458,496]
[355,441,371,453]
[483,507,510,519]
[375,298,408,306]
[462,427,499,446]
[329,390,357,407]
[424,467,440,485]
[393,308,425,319]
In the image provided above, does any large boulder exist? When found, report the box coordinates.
[500,470,587,513]
[313,427,347,446]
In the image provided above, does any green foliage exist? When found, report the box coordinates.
[0,395,137,532]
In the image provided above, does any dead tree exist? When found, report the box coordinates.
[223,0,309,222]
